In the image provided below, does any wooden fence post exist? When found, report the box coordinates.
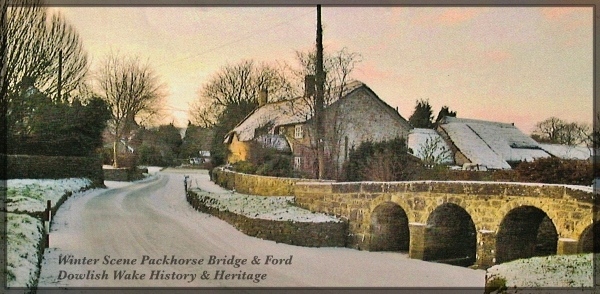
[44,200,51,248]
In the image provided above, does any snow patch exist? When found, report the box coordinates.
[486,254,596,289]
[6,213,44,288]
[190,188,341,223]
[6,178,92,213]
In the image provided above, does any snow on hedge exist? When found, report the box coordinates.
[6,213,44,288]
[486,253,597,289]
[5,178,92,213]
[189,188,341,223]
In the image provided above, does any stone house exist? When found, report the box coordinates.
[224,80,412,178]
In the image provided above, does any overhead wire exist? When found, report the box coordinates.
[154,9,315,69]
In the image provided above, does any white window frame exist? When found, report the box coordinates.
[294,156,302,170]
[294,124,303,139]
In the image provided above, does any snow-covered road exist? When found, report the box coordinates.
[37,168,485,289]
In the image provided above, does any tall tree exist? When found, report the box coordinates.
[408,99,434,128]
[96,52,166,167]
[1,0,9,154]
[532,116,591,146]
[5,0,88,101]
[3,0,89,153]
[189,60,294,127]
[189,60,295,166]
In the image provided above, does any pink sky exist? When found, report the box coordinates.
[53,6,593,134]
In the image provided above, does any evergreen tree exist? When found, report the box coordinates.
[435,106,457,125]
[408,99,434,128]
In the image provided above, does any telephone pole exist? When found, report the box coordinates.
[57,50,62,102]
[315,5,325,179]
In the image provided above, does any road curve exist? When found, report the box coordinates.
[36,169,485,290]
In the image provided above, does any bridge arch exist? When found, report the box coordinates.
[578,222,600,253]
[496,205,558,264]
[422,203,477,267]
[369,201,410,251]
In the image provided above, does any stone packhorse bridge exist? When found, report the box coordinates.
[294,181,597,269]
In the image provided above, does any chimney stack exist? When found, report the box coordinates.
[258,88,268,107]
[304,75,316,98]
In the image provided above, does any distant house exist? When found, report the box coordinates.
[538,144,593,161]
[407,128,454,165]
[224,80,412,178]
[436,117,551,170]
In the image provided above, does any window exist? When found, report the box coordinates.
[294,157,302,170]
[294,124,303,139]
[278,126,285,135]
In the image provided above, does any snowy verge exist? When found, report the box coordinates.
[485,253,597,292]
[5,178,92,289]
[6,213,44,288]
[187,187,341,223]
[5,178,92,213]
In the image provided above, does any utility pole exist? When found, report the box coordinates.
[57,50,62,102]
[315,5,325,179]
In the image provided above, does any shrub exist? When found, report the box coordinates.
[232,161,257,174]
[255,155,294,177]
[515,157,593,185]
[343,138,424,181]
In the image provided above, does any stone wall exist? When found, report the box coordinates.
[3,154,104,186]
[186,190,347,247]
[212,167,333,196]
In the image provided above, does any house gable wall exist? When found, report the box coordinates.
[323,87,412,170]
[227,134,251,163]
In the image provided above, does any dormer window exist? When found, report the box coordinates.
[294,124,303,139]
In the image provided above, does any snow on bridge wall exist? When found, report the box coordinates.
[186,190,347,247]
[294,181,596,269]
[212,167,333,196]
[210,168,597,269]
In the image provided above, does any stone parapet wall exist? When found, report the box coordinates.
[186,190,347,247]
[3,154,104,186]
[294,181,595,254]
[212,167,333,196]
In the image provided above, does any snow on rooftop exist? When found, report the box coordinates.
[407,128,453,164]
[228,81,365,142]
[229,98,310,142]
[539,144,592,160]
[439,117,550,169]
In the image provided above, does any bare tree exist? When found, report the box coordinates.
[417,135,452,167]
[0,0,9,153]
[5,0,88,101]
[286,47,362,179]
[96,52,166,167]
[289,47,362,115]
[189,60,295,127]
[532,117,591,146]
